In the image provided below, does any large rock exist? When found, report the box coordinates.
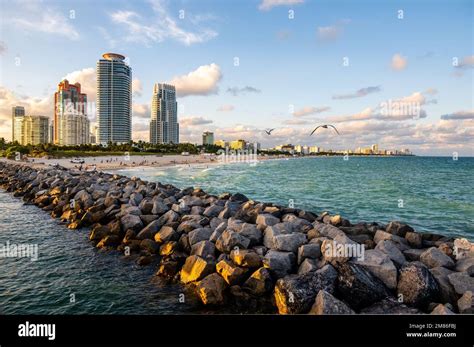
[455,257,474,275]
[120,214,143,233]
[374,230,409,250]
[195,273,227,305]
[385,221,414,237]
[239,223,263,246]
[230,249,262,268]
[297,244,321,264]
[431,304,455,315]
[274,265,337,314]
[151,200,169,215]
[215,230,251,253]
[154,226,179,243]
[360,297,422,314]
[309,290,354,315]
[263,250,296,278]
[447,272,474,295]
[216,259,250,285]
[188,227,213,246]
[298,258,323,274]
[136,219,162,240]
[336,262,390,310]
[203,204,225,218]
[429,267,458,305]
[263,224,289,249]
[273,233,307,253]
[420,247,455,269]
[397,262,440,308]
[256,213,280,228]
[405,232,423,248]
[375,240,406,267]
[353,249,398,290]
[191,240,216,260]
[321,234,362,264]
[313,222,345,239]
[180,255,215,284]
[243,267,274,295]
[403,248,425,261]
[457,291,474,314]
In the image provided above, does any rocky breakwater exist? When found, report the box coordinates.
[0,161,473,314]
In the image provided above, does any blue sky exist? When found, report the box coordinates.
[0,0,472,155]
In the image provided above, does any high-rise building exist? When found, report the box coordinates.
[54,79,90,145]
[97,53,132,144]
[202,131,214,145]
[230,139,247,150]
[13,115,49,145]
[371,144,379,154]
[150,83,179,144]
[12,106,25,142]
[214,139,227,148]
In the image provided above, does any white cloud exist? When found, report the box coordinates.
[332,86,381,100]
[11,6,79,40]
[259,0,304,11]
[132,103,150,119]
[169,64,222,97]
[180,116,213,126]
[391,53,408,70]
[132,79,143,97]
[62,68,96,101]
[293,106,330,117]
[441,110,474,120]
[455,55,474,69]
[226,86,261,96]
[217,105,235,112]
[110,1,217,46]
[317,19,350,41]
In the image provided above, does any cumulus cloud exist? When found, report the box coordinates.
[293,106,331,117]
[226,86,261,96]
[217,105,235,112]
[110,0,217,46]
[62,68,96,101]
[391,53,408,70]
[180,116,213,126]
[332,86,381,100]
[169,64,222,97]
[132,79,143,97]
[454,55,474,69]
[259,0,304,11]
[440,110,474,120]
[132,103,150,119]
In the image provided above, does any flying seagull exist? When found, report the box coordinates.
[310,124,340,136]
[265,128,275,135]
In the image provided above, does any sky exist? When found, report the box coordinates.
[0,0,473,155]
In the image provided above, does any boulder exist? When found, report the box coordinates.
[154,226,179,243]
[297,244,321,265]
[313,222,345,239]
[136,219,161,240]
[230,249,262,268]
[457,291,473,314]
[263,250,296,278]
[405,232,423,248]
[263,224,289,249]
[403,248,425,261]
[429,267,459,306]
[96,235,121,248]
[375,240,406,267]
[188,227,213,246]
[309,290,354,315]
[397,262,440,308]
[152,200,169,215]
[140,239,159,254]
[159,241,177,256]
[89,225,110,242]
[374,230,409,250]
[431,304,455,315]
[243,267,274,295]
[353,249,398,290]
[180,255,215,284]
[420,247,455,269]
[216,259,250,285]
[215,230,251,253]
[360,297,422,314]
[336,262,390,310]
[238,223,263,246]
[191,240,216,260]
[298,258,323,274]
[447,272,474,295]
[203,205,225,218]
[274,265,337,314]
[272,233,307,253]
[385,221,414,237]
[195,273,227,305]
[256,213,280,228]
[455,257,474,275]
[121,214,144,233]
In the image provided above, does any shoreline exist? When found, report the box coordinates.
[0,160,472,315]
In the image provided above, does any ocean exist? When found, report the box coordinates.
[0,156,472,314]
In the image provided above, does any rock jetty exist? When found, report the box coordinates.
[0,161,473,314]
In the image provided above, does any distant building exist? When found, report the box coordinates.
[275,144,294,153]
[230,139,247,150]
[309,146,320,154]
[13,115,49,145]
[97,53,132,144]
[12,106,25,142]
[371,144,379,154]
[214,139,227,148]
[150,83,179,144]
[202,131,214,146]
[49,123,54,144]
[54,79,90,145]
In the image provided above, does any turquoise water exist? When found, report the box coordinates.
[117,156,474,239]
[0,192,206,314]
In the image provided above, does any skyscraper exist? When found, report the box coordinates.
[13,114,49,145]
[149,83,179,144]
[54,79,90,145]
[202,131,214,145]
[97,53,132,144]
[12,106,25,142]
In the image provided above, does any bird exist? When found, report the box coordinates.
[310,124,340,136]
[265,128,275,135]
